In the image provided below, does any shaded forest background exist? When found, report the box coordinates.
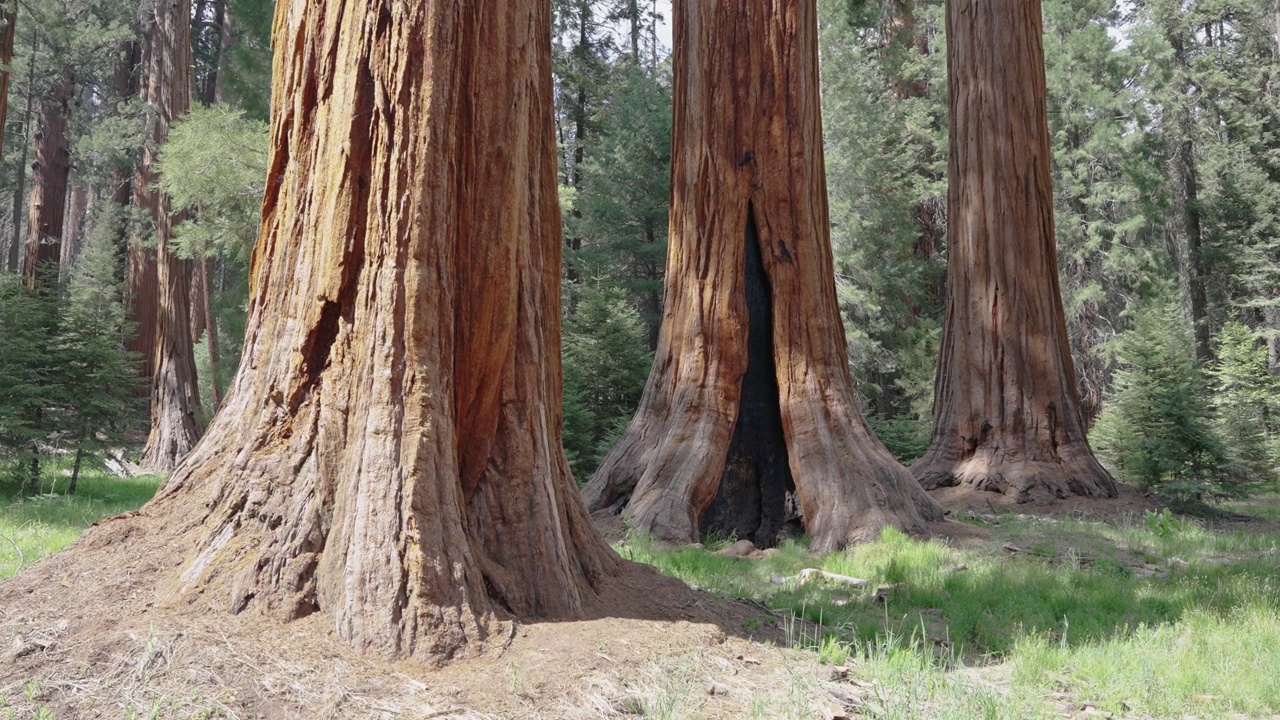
[0,0,1278,504]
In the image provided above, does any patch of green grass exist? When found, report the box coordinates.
[0,469,162,579]
[624,499,1280,718]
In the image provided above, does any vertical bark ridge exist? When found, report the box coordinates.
[909,0,1116,503]
[149,0,619,663]
[582,0,942,553]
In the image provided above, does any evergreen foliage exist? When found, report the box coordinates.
[57,214,143,491]
[0,276,60,491]
[1209,322,1280,484]
[155,103,268,397]
[818,0,946,455]
[561,286,653,480]
[1092,306,1241,505]
[568,62,671,345]
[156,103,268,263]
[0,254,140,494]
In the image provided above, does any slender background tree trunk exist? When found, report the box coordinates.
[6,25,36,274]
[22,78,74,289]
[0,3,16,158]
[137,0,202,470]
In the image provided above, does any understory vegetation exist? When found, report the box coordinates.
[0,469,160,580]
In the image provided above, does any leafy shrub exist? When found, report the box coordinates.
[1144,508,1187,537]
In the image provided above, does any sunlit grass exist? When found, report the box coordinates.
[624,500,1280,719]
[0,469,162,579]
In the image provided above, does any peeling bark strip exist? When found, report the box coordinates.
[137,0,203,471]
[149,0,620,662]
[581,0,942,554]
[908,0,1116,502]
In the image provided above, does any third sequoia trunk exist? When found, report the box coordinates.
[908,0,1116,502]
[581,0,943,554]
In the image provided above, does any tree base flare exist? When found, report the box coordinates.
[912,452,1118,505]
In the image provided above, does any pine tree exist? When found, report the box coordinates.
[570,62,671,348]
[0,276,58,491]
[57,210,143,492]
[562,286,653,478]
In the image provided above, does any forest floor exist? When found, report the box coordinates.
[0,470,1276,719]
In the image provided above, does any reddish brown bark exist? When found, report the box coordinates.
[581,0,942,553]
[136,0,202,471]
[5,24,34,274]
[909,0,1116,502]
[147,0,620,662]
[0,5,15,158]
[61,182,93,272]
[22,78,74,289]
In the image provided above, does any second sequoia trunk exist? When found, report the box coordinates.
[908,0,1116,502]
[581,0,942,553]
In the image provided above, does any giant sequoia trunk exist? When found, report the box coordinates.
[581,0,943,553]
[147,0,620,662]
[136,0,202,471]
[909,0,1116,502]
[22,78,73,289]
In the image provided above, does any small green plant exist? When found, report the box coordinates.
[1144,508,1186,538]
[817,633,853,665]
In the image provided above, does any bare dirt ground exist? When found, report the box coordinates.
[0,510,850,719]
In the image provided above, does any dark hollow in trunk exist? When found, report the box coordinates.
[582,0,943,554]
[702,209,795,547]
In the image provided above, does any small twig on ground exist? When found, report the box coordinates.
[0,531,26,569]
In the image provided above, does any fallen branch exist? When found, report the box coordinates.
[768,568,870,586]
[0,532,25,571]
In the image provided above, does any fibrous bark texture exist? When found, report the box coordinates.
[581,0,942,554]
[908,0,1116,502]
[22,78,73,289]
[149,0,620,662]
[136,0,202,471]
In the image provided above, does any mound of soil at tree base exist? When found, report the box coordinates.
[0,511,845,719]
[929,481,1165,523]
